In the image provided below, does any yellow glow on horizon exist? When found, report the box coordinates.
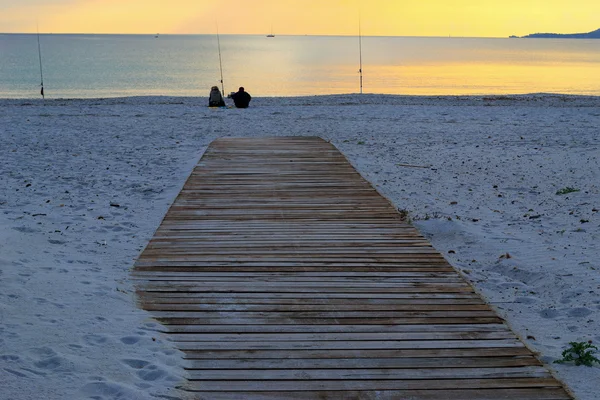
[2,0,600,37]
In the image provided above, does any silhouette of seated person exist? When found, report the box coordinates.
[231,87,252,108]
[208,86,226,107]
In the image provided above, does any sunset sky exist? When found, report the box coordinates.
[1,0,599,37]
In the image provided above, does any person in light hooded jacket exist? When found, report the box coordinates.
[208,86,226,107]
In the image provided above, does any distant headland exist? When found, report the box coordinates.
[511,28,600,38]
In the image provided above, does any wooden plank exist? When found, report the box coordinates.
[183,377,563,391]
[136,258,451,265]
[157,317,506,325]
[174,339,524,351]
[185,366,551,380]
[168,331,516,342]
[181,347,535,360]
[133,271,462,278]
[134,266,455,272]
[140,286,475,294]
[141,298,487,306]
[138,279,465,286]
[181,389,571,400]
[131,137,571,399]
[163,324,508,334]
[143,304,492,312]
[185,356,541,370]
[138,292,481,300]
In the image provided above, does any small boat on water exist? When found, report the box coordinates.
[266,34,275,38]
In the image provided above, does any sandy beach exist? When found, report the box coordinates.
[1,94,599,399]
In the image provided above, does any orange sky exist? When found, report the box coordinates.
[2,0,599,37]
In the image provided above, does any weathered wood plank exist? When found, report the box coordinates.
[186,366,551,380]
[135,261,452,269]
[163,323,508,334]
[133,271,462,278]
[138,280,469,287]
[138,292,480,300]
[181,389,571,400]
[168,331,516,342]
[181,347,534,360]
[140,286,475,293]
[144,304,492,312]
[185,356,541,370]
[174,339,524,351]
[142,298,487,306]
[157,317,505,325]
[182,377,563,391]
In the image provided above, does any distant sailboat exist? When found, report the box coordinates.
[267,25,275,37]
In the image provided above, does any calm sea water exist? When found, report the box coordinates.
[1,34,600,99]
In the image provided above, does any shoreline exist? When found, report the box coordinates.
[1,94,598,399]
[2,92,600,102]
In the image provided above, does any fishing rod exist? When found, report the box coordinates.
[216,23,225,95]
[37,23,45,98]
[358,9,363,94]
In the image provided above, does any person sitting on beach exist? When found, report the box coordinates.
[231,87,252,108]
[208,86,226,107]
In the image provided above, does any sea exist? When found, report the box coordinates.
[1,33,600,99]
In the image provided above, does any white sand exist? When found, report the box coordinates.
[1,94,599,399]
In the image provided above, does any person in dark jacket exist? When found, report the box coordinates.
[208,86,226,107]
[231,87,251,108]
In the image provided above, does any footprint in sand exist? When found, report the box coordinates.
[136,364,167,381]
[80,381,134,399]
[567,307,592,318]
[12,226,40,233]
[3,368,28,378]
[120,335,142,345]
[120,359,150,369]
[34,356,65,370]
[539,308,561,319]
[83,334,109,346]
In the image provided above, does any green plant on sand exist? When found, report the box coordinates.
[556,187,580,195]
[554,341,600,367]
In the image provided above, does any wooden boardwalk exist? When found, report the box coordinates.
[133,137,571,399]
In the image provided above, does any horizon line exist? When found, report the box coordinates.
[0,32,520,39]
